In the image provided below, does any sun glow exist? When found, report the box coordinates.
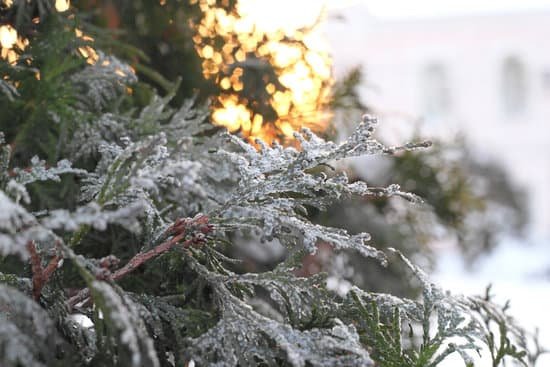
[74,28,99,64]
[192,0,333,145]
[0,24,29,64]
[0,24,16,49]
[0,0,97,66]
[55,0,70,12]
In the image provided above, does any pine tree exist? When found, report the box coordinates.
[0,1,543,366]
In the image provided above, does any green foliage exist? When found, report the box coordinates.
[74,0,233,103]
[345,252,532,366]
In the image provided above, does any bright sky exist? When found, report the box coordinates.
[364,0,550,18]
[240,0,550,31]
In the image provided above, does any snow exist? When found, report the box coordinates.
[433,236,550,365]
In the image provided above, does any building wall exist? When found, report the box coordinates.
[325,8,550,237]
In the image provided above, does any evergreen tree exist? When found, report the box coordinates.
[0,1,543,366]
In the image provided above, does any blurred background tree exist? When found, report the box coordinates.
[75,0,333,144]
[315,67,527,296]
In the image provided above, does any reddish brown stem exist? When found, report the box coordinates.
[112,214,212,280]
[27,241,44,300]
[43,256,61,279]
[66,215,213,309]
[67,235,189,308]
[111,232,187,281]
[27,240,61,301]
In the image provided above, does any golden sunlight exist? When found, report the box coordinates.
[192,0,333,145]
[0,20,97,67]
[55,0,70,12]
[0,24,17,49]
[0,25,29,64]
[75,28,99,64]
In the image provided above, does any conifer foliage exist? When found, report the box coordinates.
[0,1,542,366]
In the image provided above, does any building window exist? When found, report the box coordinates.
[542,70,550,91]
[420,63,451,119]
[501,56,527,116]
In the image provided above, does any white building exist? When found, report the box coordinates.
[325,7,550,238]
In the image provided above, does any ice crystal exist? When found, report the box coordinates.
[186,286,373,367]
[5,179,30,204]
[89,281,160,367]
[42,201,145,233]
[344,249,529,366]
[13,156,87,186]
[0,191,35,259]
[212,121,428,264]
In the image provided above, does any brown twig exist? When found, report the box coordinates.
[67,288,91,309]
[111,232,187,281]
[66,214,213,310]
[112,214,212,281]
[27,240,61,301]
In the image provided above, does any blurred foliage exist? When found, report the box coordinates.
[330,66,366,112]
[388,139,527,260]
[312,139,527,296]
[74,0,332,144]
[312,68,528,296]
[0,14,87,164]
[76,0,213,100]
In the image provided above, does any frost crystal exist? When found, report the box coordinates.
[0,192,36,260]
[13,157,87,186]
[42,201,145,233]
[89,281,159,367]
[186,286,374,367]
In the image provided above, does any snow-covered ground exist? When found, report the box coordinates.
[433,237,550,365]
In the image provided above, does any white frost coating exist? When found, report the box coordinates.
[0,66,528,366]
[0,233,27,260]
[348,248,508,366]
[68,313,94,328]
[13,157,87,186]
[42,201,145,233]
[5,180,30,204]
[211,119,428,266]
[132,157,204,197]
[0,285,58,366]
[187,288,374,367]
[90,281,159,367]
[0,191,37,260]
[0,191,34,232]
